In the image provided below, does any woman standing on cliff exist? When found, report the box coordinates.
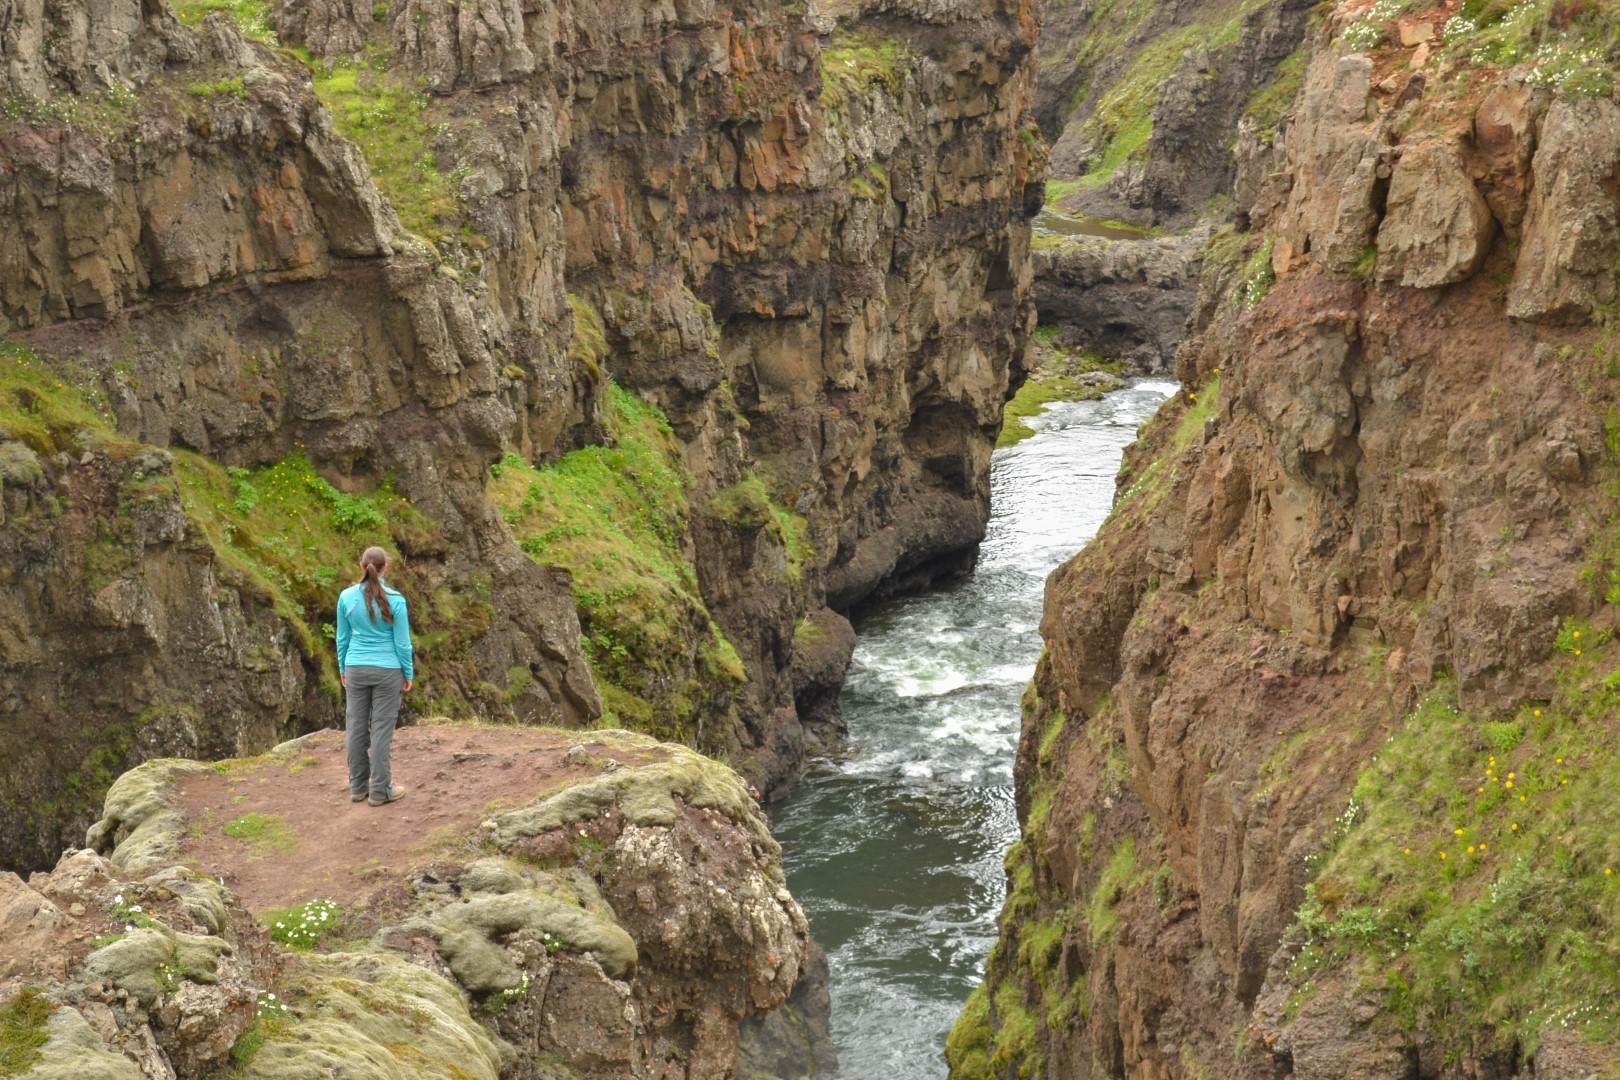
[336,546,413,807]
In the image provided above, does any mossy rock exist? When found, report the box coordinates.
[84,760,216,874]
[80,926,228,1008]
[13,1004,141,1080]
[395,857,637,988]
[237,951,509,1080]
[490,732,768,849]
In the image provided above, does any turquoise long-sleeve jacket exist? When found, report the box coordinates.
[335,582,414,681]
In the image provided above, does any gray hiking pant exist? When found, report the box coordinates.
[345,666,402,800]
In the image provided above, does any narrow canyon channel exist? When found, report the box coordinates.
[774,379,1178,1078]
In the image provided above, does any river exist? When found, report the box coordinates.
[772,379,1177,1078]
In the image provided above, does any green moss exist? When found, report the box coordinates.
[988,981,1038,1076]
[0,988,51,1077]
[237,952,505,1080]
[1284,673,1620,1054]
[819,29,909,121]
[489,731,766,848]
[944,984,995,1079]
[1037,709,1067,768]
[999,354,1124,448]
[492,385,746,742]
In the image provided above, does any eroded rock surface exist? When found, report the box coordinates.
[0,723,822,1079]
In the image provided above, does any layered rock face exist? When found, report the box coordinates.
[0,724,819,1079]
[0,0,1040,871]
[1031,227,1209,372]
[956,7,1620,1078]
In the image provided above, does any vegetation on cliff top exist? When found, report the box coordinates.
[489,381,747,743]
[1337,0,1611,97]
[295,48,461,242]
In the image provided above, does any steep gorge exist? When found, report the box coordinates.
[0,0,1041,873]
[957,2,1620,1077]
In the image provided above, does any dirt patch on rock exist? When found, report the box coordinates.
[172,725,663,913]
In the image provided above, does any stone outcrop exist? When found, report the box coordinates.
[1032,226,1210,371]
[0,723,824,1079]
[0,0,1040,871]
[956,5,1620,1077]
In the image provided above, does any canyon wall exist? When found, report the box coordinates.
[957,3,1620,1077]
[0,0,1041,872]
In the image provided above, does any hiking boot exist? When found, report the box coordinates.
[368,786,406,807]
[350,792,366,803]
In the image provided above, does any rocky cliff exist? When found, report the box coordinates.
[955,3,1620,1076]
[1037,0,1311,226]
[0,722,825,1079]
[0,0,1040,873]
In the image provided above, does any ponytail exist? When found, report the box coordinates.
[358,545,394,624]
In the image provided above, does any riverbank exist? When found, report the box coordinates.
[998,330,1128,448]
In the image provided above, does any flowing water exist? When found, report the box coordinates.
[773,379,1177,1079]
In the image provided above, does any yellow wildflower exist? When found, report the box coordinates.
[1511,823,1519,831]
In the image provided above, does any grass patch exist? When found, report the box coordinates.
[0,341,118,457]
[170,0,275,38]
[1072,0,1269,188]
[491,384,747,742]
[261,899,340,950]
[999,351,1125,448]
[222,812,299,856]
[173,449,436,694]
[0,988,51,1077]
[1087,836,1147,947]
[186,77,246,98]
[1241,46,1304,141]
[818,29,909,123]
[1284,669,1620,1053]
[1171,375,1221,455]
[296,49,457,242]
